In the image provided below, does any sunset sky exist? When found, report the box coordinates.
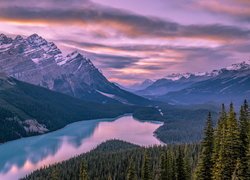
[0,0,250,85]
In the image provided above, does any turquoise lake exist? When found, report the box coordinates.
[0,115,163,180]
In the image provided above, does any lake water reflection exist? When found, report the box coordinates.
[0,115,163,180]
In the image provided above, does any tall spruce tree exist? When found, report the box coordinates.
[50,168,59,180]
[142,150,151,180]
[223,103,240,179]
[160,150,175,180]
[79,161,88,180]
[195,112,214,180]
[238,100,249,179]
[127,159,137,180]
[176,147,186,180]
[160,153,167,180]
[212,104,227,180]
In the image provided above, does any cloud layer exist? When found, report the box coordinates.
[0,0,250,84]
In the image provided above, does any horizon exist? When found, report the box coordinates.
[1,0,250,85]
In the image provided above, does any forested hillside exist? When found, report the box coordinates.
[154,104,218,143]
[23,101,250,180]
[0,75,159,143]
[23,140,200,180]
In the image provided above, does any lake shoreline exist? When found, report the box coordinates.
[0,113,133,145]
[0,115,163,180]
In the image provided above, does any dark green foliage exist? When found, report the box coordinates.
[223,103,241,179]
[194,101,250,180]
[238,100,249,179]
[24,101,250,180]
[126,160,137,180]
[142,150,151,180]
[23,140,199,180]
[0,107,27,142]
[155,104,218,144]
[133,107,165,121]
[195,112,214,180]
[50,168,59,180]
[79,161,88,180]
[0,76,160,143]
[176,147,187,180]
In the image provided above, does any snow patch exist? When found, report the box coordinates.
[96,90,131,104]
[97,90,116,98]
[31,58,42,64]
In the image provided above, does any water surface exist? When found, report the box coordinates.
[0,115,163,180]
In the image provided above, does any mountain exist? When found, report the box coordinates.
[0,34,149,105]
[155,61,250,106]
[128,79,154,91]
[136,74,212,97]
[137,62,250,98]
[0,74,150,143]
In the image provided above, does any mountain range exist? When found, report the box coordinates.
[0,34,149,105]
[134,61,250,106]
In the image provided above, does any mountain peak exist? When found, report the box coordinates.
[27,34,48,46]
[225,61,250,71]
[165,73,192,81]
[0,33,12,45]
[0,33,7,39]
[14,35,24,41]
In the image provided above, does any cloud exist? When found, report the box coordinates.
[90,53,140,69]
[0,1,249,42]
[1,0,250,84]
[196,0,250,23]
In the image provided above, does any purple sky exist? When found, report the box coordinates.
[0,0,250,85]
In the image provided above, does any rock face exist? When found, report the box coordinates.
[0,34,149,105]
[23,119,48,134]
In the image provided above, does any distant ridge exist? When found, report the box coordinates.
[136,61,250,106]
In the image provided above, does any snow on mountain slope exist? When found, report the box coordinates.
[156,62,250,106]
[0,33,149,105]
[136,61,250,97]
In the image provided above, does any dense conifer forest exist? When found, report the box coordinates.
[23,100,250,180]
[0,76,163,143]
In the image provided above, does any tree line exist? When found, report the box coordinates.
[24,100,249,180]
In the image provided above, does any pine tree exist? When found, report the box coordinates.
[223,103,240,179]
[176,147,186,180]
[50,167,59,180]
[212,104,227,180]
[195,112,214,180]
[160,153,167,180]
[142,150,151,180]
[79,161,88,180]
[238,100,249,179]
[127,159,137,180]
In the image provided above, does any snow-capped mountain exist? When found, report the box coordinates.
[164,61,250,81]
[0,33,149,105]
[136,61,250,106]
